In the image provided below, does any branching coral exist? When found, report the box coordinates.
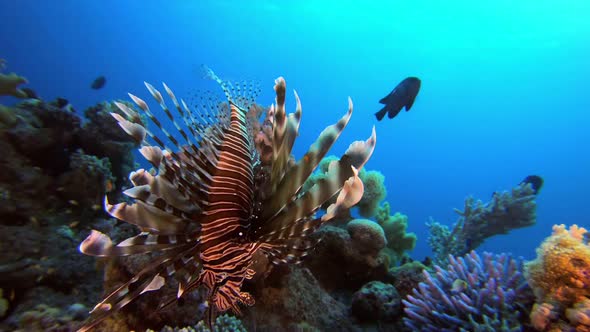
[402,251,533,332]
[525,224,590,331]
[428,182,538,265]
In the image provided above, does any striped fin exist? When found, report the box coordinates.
[270,78,302,189]
[79,230,194,257]
[257,128,376,245]
[262,97,353,221]
[105,194,191,235]
[257,167,362,265]
[77,244,200,332]
[321,165,364,221]
[260,236,319,265]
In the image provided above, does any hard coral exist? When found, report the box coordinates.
[304,226,389,291]
[346,219,387,255]
[525,224,590,305]
[525,224,590,331]
[351,281,402,322]
[428,182,538,265]
[403,251,533,332]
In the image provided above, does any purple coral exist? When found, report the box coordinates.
[402,251,533,331]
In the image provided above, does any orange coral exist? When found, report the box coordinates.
[525,224,590,306]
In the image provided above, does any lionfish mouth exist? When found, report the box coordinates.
[78,70,376,331]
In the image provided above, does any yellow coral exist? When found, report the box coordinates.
[525,224,590,306]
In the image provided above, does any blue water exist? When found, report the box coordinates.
[2,0,589,261]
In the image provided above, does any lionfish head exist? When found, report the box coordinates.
[78,69,376,331]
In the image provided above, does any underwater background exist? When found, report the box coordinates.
[1,1,589,331]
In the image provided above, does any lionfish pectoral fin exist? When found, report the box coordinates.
[79,230,113,257]
[78,241,197,330]
[344,126,377,170]
[259,127,376,240]
[262,97,353,220]
[322,165,364,222]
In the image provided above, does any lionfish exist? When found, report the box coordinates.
[78,69,376,330]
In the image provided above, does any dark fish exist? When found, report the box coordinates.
[520,175,544,194]
[91,75,106,89]
[375,77,421,121]
[421,256,432,267]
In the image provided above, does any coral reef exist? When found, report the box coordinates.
[389,260,427,300]
[356,169,387,218]
[376,202,417,263]
[403,251,533,331]
[428,182,538,264]
[0,97,140,331]
[0,59,28,99]
[525,224,590,331]
[346,219,387,256]
[304,226,389,291]
[351,281,402,322]
[243,266,355,331]
[147,314,247,332]
[9,302,87,332]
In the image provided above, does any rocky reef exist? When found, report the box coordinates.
[0,66,573,332]
[0,94,140,331]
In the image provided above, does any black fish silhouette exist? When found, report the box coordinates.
[91,76,106,89]
[375,77,421,121]
[520,175,544,194]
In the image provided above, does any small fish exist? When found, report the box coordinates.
[451,279,468,293]
[375,77,421,121]
[91,75,106,90]
[520,175,544,194]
